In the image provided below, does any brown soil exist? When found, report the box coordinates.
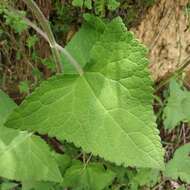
[132,0,190,82]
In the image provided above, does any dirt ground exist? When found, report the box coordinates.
[132,0,190,82]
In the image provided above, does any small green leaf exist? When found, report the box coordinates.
[19,81,30,94]
[62,162,115,190]
[53,153,72,175]
[0,4,6,14]
[72,0,83,7]
[107,0,120,10]
[72,0,92,9]
[4,10,27,33]
[26,35,38,48]
[0,127,62,182]
[130,168,160,188]
[164,143,190,183]
[95,0,106,16]
[163,79,190,129]
[84,0,92,9]
[41,57,56,70]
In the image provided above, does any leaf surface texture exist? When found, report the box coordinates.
[6,17,164,169]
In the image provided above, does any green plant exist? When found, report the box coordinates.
[163,79,190,129]
[19,81,30,94]
[51,0,77,40]
[72,0,120,16]
[1,0,190,190]
[6,15,164,169]
[41,56,56,71]
[164,143,190,184]
[26,35,38,49]
[0,4,27,33]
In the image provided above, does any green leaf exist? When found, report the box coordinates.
[19,81,30,94]
[52,153,72,175]
[164,143,190,183]
[4,10,27,33]
[71,0,119,13]
[107,0,120,10]
[84,0,92,9]
[26,35,38,48]
[0,127,62,182]
[6,17,164,169]
[107,164,127,184]
[41,57,56,70]
[130,168,160,188]
[163,79,190,129]
[0,90,17,125]
[72,0,83,7]
[72,0,92,9]
[62,161,115,190]
[95,0,106,16]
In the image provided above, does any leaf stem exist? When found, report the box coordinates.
[22,0,63,73]
[22,17,84,76]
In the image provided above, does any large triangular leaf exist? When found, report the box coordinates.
[0,127,62,182]
[6,17,164,169]
[164,143,190,183]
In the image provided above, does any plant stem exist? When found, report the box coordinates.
[22,17,84,76]
[9,2,84,75]
[22,0,63,73]
[156,56,190,91]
